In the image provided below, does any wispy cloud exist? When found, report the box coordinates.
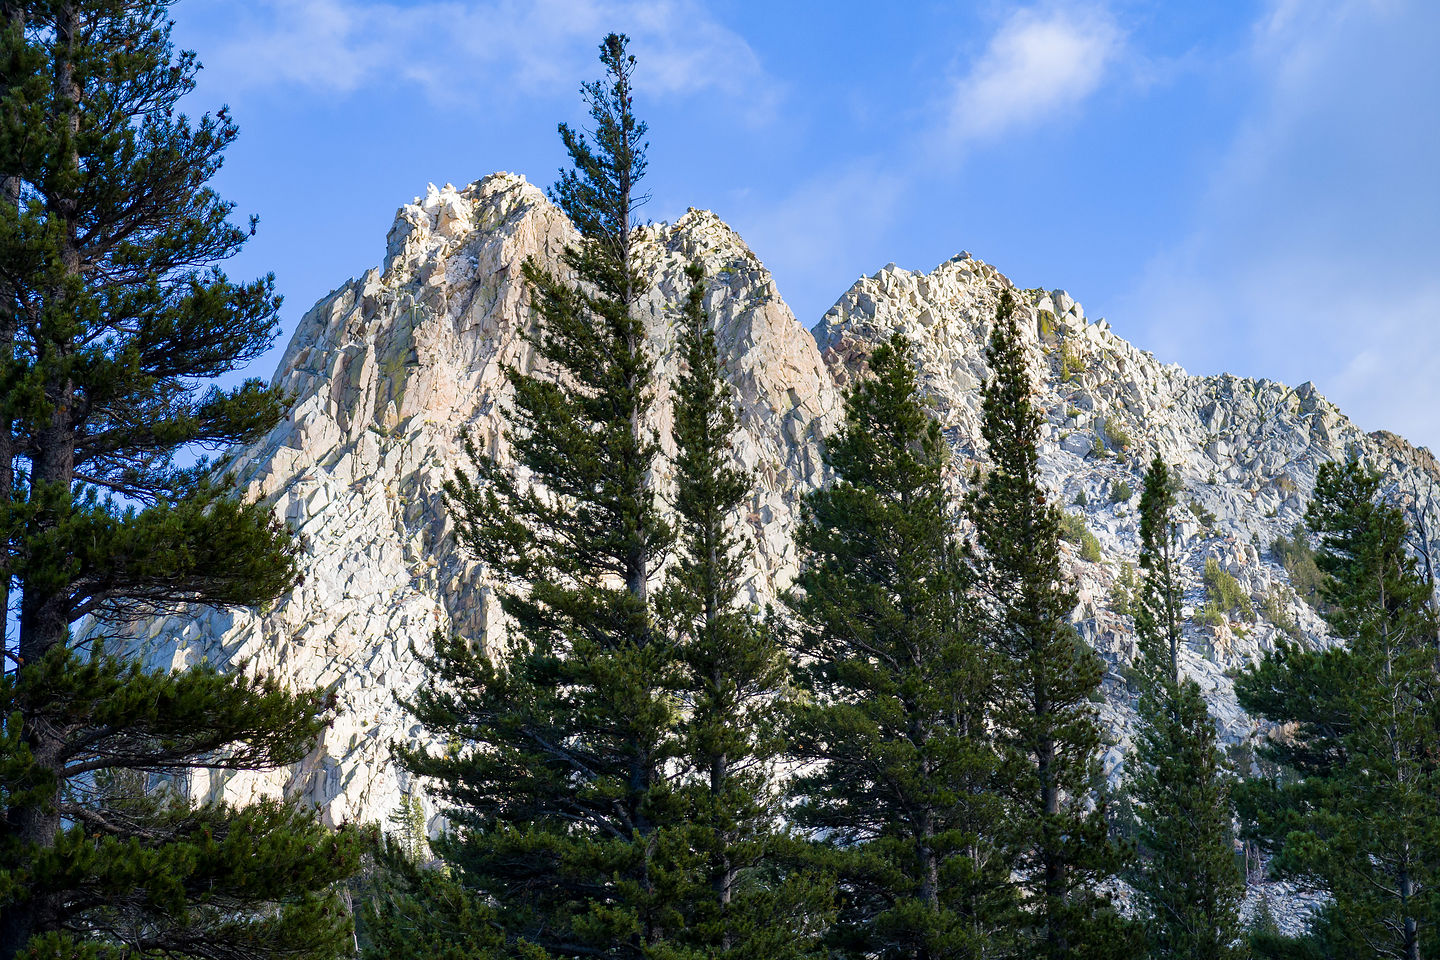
[947,4,1124,143]
[732,161,907,322]
[747,2,1128,322]
[190,0,774,116]
[1316,283,1440,448]
[1119,0,1440,449]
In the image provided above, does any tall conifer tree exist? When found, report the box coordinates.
[1128,456,1244,960]
[966,291,1133,960]
[660,262,829,958]
[1236,458,1440,960]
[788,334,1010,960]
[399,34,684,958]
[0,4,362,957]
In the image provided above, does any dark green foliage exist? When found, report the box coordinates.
[1109,562,1137,619]
[788,334,1008,960]
[0,5,361,956]
[1128,457,1245,960]
[1059,512,1102,562]
[1060,343,1085,381]
[396,35,687,959]
[1110,479,1133,504]
[388,792,430,865]
[1271,525,1325,608]
[361,838,504,960]
[660,262,830,958]
[1190,500,1218,528]
[1247,894,1319,960]
[1236,459,1440,960]
[1204,558,1255,620]
[1249,932,1326,960]
[1102,417,1132,455]
[1192,602,1227,628]
[967,291,1135,960]
[1262,586,1303,642]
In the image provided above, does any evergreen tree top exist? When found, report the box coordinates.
[1136,455,1184,681]
[550,32,649,295]
[826,332,948,493]
[1,2,287,504]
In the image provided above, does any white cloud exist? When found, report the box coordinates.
[948,4,1123,142]
[1313,284,1440,447]
[197,0,396,95]
[745,3,1127,322]
[739,3,1129,323]
[1119,0,1440,449]
[188,0,773,116]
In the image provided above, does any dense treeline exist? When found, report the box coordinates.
[1237,460,1440,960]
[1,7,1437,960]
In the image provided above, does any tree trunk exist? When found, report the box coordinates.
[0,2,21,658]
[0,8,79,957]
[1038,735,1067,960]
[918,802,938,960]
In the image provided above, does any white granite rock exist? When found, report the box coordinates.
[98,174,1440,930]
[109,174,840,831]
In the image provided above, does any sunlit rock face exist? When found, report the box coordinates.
[112,174,1439,932]
[812,255,1438,778]
[115,173,840,827]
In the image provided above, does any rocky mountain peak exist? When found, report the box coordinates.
[118,173,838,826]
[111,173,1439,867]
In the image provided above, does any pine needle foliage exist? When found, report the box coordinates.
[966,290,1135,960]
[658,262,830,959]
[0,5,363,957]
[788,334,1009,960]
[1128,456,1245,960]
[359,836,504,960]
[1236,458,1440,960]
[396,34,685,959]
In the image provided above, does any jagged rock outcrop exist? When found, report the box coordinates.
[112,173,839,827]
[813,257,1439,762]
[109,172,1440,907]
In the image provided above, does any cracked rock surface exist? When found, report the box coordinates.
[102,173,1440,930]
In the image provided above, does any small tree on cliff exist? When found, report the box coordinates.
[966,290,1135,960]
[0,4,362,958]
[1128,456,1244,960]
[398,34,686,959]
[787,334,1010,960]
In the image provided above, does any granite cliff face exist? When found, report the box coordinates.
[116,173,839,826]
[112,173,1440,861]
[814,259,1438,787]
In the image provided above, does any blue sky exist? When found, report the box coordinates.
[171,0,1440,449]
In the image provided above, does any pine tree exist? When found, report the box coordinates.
[359,835,504,960]
[396,34,684,958]
[1236,458,1440,960]
[966,290,1134,960]
[1128,456,1244,960]
[1246,890,1321,960]
[0,4,363,957]
[658,261,830,958]
[787,334,1010,960]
